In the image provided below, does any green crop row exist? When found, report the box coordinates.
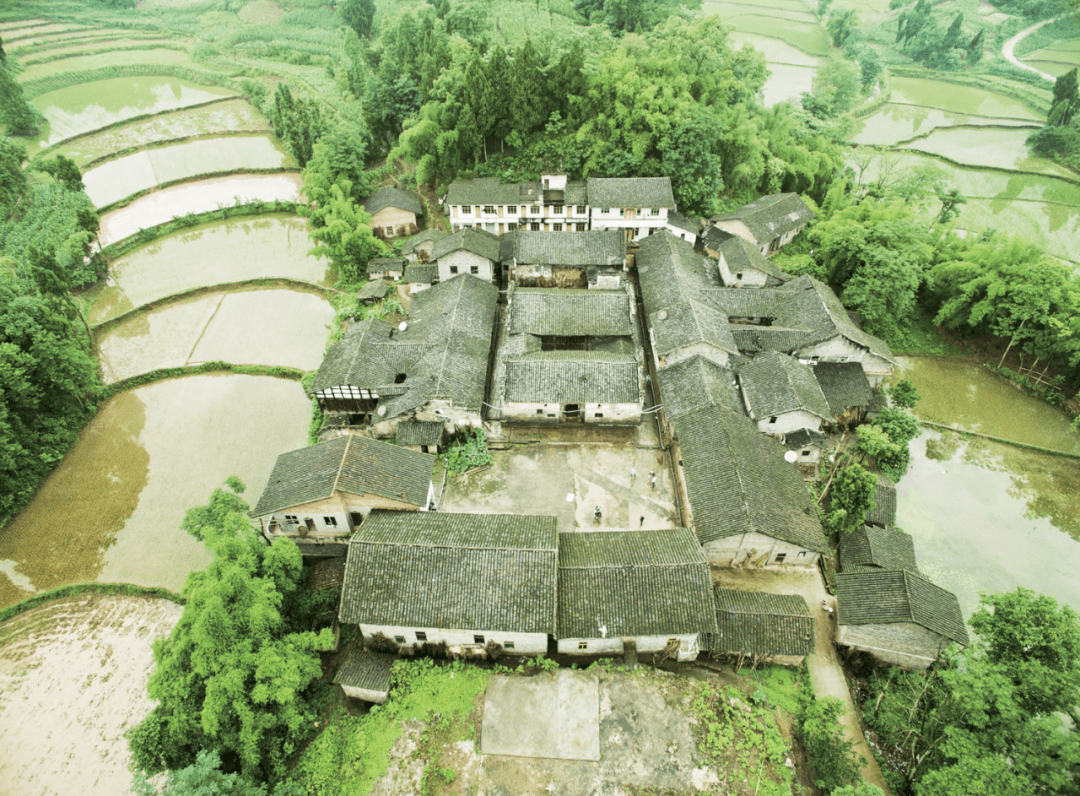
[0,582,184,626]
[19,41,188,67]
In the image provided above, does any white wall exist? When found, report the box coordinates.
[591,208,669,241]
[437,249,495,283]
[558,633,701,661]
[795,338,894,388]
[362,624,548,656]
[664,222,697,243]
[753,410,823,436]
[704,532,820,568]
[584,402,641,424]
[716,256,769,288]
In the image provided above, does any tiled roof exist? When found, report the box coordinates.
[445,177,543,207]
[783,428,824,451]
[363,186,423,217]
[657,355,743,420]
[340,512,558,634]
[650,300,738,359]
[666,211,702,235]
[839,525,919,574]
[395,419,443,447]
[586,177,676,209]
[814,362,872,415]
[738,351,831,422]
[710,193,814,245]
[252,436,434,516]
[505,352,640,404]
[510,289,632,337]
[368,257,405,273]
[557,528,719,639]
[780,277,897,364]
[636,231,719,315]
[334,648,396,696]
[701,224,736,251]
[357,280,390,301]
[865,474,897,528]
[701,589,813,657]
[728,327,811,354]
[430,227,502,263]
[716,237,792,282]
[507,229,625,267]
[401,229,447,255]
[307,556,346,591]
[674,407,827,553]
[404,264,437,283]
[836,570,969,647]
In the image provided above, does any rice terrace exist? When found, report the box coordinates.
[1,0,1079,795]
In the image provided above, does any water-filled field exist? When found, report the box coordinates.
[83,135,294,207]
[888,76,1044,120]
[96,172,303,245]
[701,0,830,55]
[8,27,159,52]
[96,287,334,383]
[852,104,1039,147]
[17,36,178,64]
[899,127,1077,177]
[90,215,332,322]
[27,76,235,149]
[16,47,192,82]
[1022,38,1080,77]
[0,375,311,607]
[729,31,820,107]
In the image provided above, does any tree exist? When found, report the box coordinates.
[856,424,909,481]
[802,60,861,118]
[826,9,860,48]
[796,689,863,793]
[832,786,883,796]
[1049,67,1078,126]
[128,480,334,783]
[340,0,375,38]
[0,137,27,214]
[824,458,878,537]
[305,183,385,284]
[132,750,303,796]
[872,407,920,449]
[659,107,724,215]
[888,379,920,409]
[33,155,84,191]
[0,64,39,136]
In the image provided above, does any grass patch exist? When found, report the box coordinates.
[885,307,962,357]
[740,663,803,716]
[0,582,183,626]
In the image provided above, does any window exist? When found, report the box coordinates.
[552,223,562,232]
[577,641,588,651]
[508,223,517,231]
[483,205,495,214]
[530,205,540,215]
[415,631,428,642]
[449,265,458,275]
[801,449,811,457]
[473,635,485,645]
[470,265,479,275]
[650,208,659,216]
[284,514,298,523]
[531,223,541,231]
[552,204,563,214]
[576,223,587,232]
[323,516,337,527]
[600,207,610,214]
[667,638,678,647]
[775,553,787,563]
[536,409,544,415]
[595,413,603,418]
[394,635,406,644]
[768,416,777,424]
[736,273,743,280]
[504,641,515,650]
[461,205,472,213]
[576,205,586,215]
[508,205,517,215]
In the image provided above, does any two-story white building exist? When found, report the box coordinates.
[445,176,590,235]
[587,177,677,241]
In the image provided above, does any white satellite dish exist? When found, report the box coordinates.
[657,310,668,320]
[398,321,408,332]
[376,405,387,417]
[784,450,798,463]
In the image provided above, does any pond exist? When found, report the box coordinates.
[0,375,312,609]
[97,172,303,246]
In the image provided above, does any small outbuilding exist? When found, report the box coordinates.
[664,211,702,244]
[395,418,443,454]
[402,229,448,263]
[701,588,814,666]
[431,227,502,284]
[334,648,396,704]
[404,263,437,294]
[738,351,832,436]
[363,187,424,240]
[814,361,873,426]
[367,258,406,281]
[713,237,793,288]
[839,524,920,575]
[865,474,897,529]
[708,193,815,256]
[356,279,390,305]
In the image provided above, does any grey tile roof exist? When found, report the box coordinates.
[363,186,423,217]
[509,289,633,337]
[666,211,702,235]
[395,419,443,447]
[506,229,625,267]
[674,407,828,553]
[865,474,897,528]
[368,257,405,274]
[357,280,390,301]
[252,436,434,516]
[657,355,743,421]
[340,512,558,634]
[430,227,502,263]
[716,237,792,282]
[307,556,346,591]
[836,570,969,647]
[586,177,676,209]
[839,525,919,574]
[445,177,543,207]
[701,224,737,251]
[557,528,719,639]
[404,264,437,283]
[780,277,897,364]
[504,352,640,404]
[402,229,447,255]
[701,589,813,657]
[334,648,396,696]
[710,193,814,246]
[636,231,720,315]
[783,428,824,451]
[814,362,872,415]
[729,327,812,354]
[310,318,401,395]
[650,300,738,359]
[738,351,831,422]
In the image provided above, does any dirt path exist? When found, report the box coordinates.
[1002,17,1060,83]
[716,566,891,794]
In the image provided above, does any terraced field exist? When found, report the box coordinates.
[16,47,192,82]
[1022,38,1080,78]
[899,127,1075,177]
[729,30,822,106]
[702,0,830,55]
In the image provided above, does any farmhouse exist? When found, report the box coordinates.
[586,176,676,241]
[366,257,405,281]
[252,435,435,554]
[445,175,589,235]
[700,589,814,666]
[362,186,424,240]
[402,228,447,263]
[655,353,743,442]
[713,236,794,288]
[430,227,501,284]
[500,229,625,288]
[836,569,969,670]
[334,649,396,704]
[706,193,814,256]
[737,351,832,436]
[404,263,437,294]
[665,210,702,244]
[339,511,559,657]
[839,524,920,575]
[556,528,718,662]
[813,361,874,426]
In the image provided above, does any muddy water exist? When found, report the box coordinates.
[89,215,332,323]
[728,31,820,107]
[97,172,303,246]
[0,375,311,609]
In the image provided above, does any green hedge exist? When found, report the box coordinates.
[0,582,184,625]
[98,362,305,401]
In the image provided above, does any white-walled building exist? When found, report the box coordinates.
[707,193,815,256]
[430,227,501,284]
[586,177,676,241]
[737,351,832,436]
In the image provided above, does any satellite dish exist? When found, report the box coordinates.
[784,450,798,463]
[376,405,387,417]
[657,310,668,320]
[398,321,408,332]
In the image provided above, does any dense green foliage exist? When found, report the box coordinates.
[128,480,336,784]
[442,427,492,474]
[573,0,702,34]
[823,457,878,537]
[888,380,920,410]
[796,687,864,793]
[263,83,325,167]
[0,61,40,136]
[132,750,303,796]
[855,407,920,481]
[1029,67,1080,171]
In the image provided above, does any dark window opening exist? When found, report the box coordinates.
[350,512,364,527]
[768,416,777,424]
[394,635,406,644]
[577,641,588,651]
[415,631,428,642]
[775,553,787,563]
[470,265,479,275]
[505,641,515,650]
[541,335,590,351]
[394,373,407,384]
[473,635,485,645]
[449,265,458,274]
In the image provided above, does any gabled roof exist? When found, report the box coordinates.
[836,570,969,647]
[839,525,919,574]
[252,436,434,516]
[334,648,396,697]
[865,473,897,528]
[401,228,447,255]
[783,427,825,451]
[509,288,633,337]
[657,355,743,421]
[363,186,423,217]
[650,300,738,359]
[716,237,792,283]
[445,177,543,207]
[395,419,443,447]
[701,589,813,657]
[506,229,625,267]
[504,352,640,404]
[674,407,828,553]
[430,227,502,263]
[340,511,559,634]
[586,177,676,209]
[779,277,897,364]
[738,351,831,422]
[557,528,718,640]
[701,224,736,251]
[404,264,437,284]
[814,362,872,415]
[367,257,405,273]
[666,211,702,235]
[357,280,391,301]
[636,230,719,315]
[710,193,814,245]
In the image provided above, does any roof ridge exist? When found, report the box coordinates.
[353,539,557,553]
[331,435,352,496]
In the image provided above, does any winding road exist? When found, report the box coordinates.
[1002,16,1061,83]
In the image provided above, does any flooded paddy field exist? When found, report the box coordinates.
[1022,38,1080,77]
[899,127,1076,177]
[8,26,164,53]
[90,215,330,322]
[0,595,182,796]
[96,287,334,383]
[16,47,192,83]
[0,375,311,609]
[852,104,1039,147]
[84,134,295,207]
[729,31,820,107]
[50,98,272,168]
[25,76,236,150]
[97,173,303,246]
[17,36,181,65]
[702,0,830,55]
[887,76,1044,120]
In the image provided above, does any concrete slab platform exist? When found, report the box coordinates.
[481,670,600,761]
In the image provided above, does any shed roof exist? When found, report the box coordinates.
[363,186,423,217]
[507,229,625,267]
[402,229,448,255]
[395,419,443,447]
[738,351,831,422]
[334,648,396,697]
[557,528,718,639]
[430,227,502,263]
[701,224,737,251]
[666,211,702,235]
[586,177,676,209]
[340,512,558,634]
[710,193,814,245]
[701,589,813,657]
[357,280,390,301]
[839,525,919,574]
[252,436,434,516]
[814,362,873,416]
[835,570,969,647]
[504,352,640,404]
[865,474,897,528]
[656,355,742,421]
[717,237,792,282]
[510,288,633,337]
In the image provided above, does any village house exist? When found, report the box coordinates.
[835,569,969,670]
[713,236,794,288]
[251,435,436,555]
[813,361,874,426]
[705,193,815,256]
[333,648,396,704]
[366,258,405,281]
[404,263,437,294]
[839,524,920,575]
[394,418,443,454]
[655,353,743,444]
[339,511,559,657]
[586,177,676,241]
[672,405,830,567]
[737,351,832,436]
[865,474,898,529]
[430,227,501,284]
[445,175,589,235]
[665,211,702,244]
[308,274,498,437]
[782,427,826,480]
[356,279,390,306]
[401,228,448,264]
[362,186,424,240]
[700,589,814,666]
[556,528,718,662]
[499,229,626,288]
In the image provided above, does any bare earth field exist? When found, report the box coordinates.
[0,595,181,796]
